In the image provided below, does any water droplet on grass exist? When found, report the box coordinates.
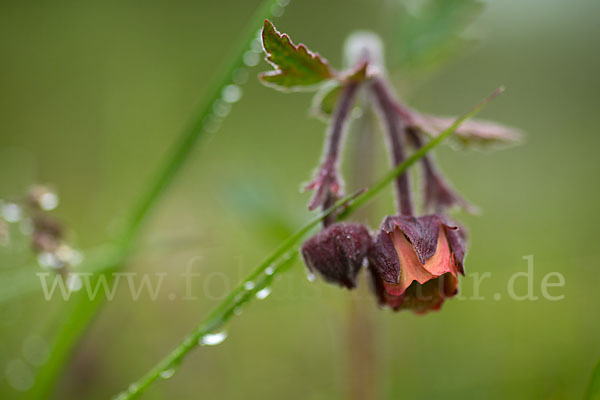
[265,266,275,276]
[255,287,271,300]
[222,84,242,103]
[243,51,260,67]
[159,368,176,379]
[199,331,227,346]
[4,359,34,391]
[244,281,255,291]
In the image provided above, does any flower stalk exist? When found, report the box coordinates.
[112,87,501,399]
[370,78,414,215]
[307,81,361,217]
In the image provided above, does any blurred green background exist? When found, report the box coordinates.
[1,0,599,399]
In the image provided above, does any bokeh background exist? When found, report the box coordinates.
[1,0,599,399]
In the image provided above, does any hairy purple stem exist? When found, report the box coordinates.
[371,78,413,215]
[307,81,361,213]
[406,127,474,214]
[406,127,438,182]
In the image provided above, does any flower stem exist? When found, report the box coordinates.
[338,86,503,220]
[308,81,361,213]
[113,87,503,400]
[371,77,413,215]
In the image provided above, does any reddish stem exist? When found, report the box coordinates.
[306,81,361,214]
[371,78,413,215]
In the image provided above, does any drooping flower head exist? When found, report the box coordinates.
[368,215,466,313]
[301,223,371,289]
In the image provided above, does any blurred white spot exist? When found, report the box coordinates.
[4,359,34,391]
[222,84,243,103]
[22,335,49,366]
[199,331,227,346]
[270,3,284,17]
[212,99,232,118]
[39,192,59,211]
[2,203,22,223]
[37,252,63,269]
[232,68,249,85]
[255,286,271,300]
[243,50,260,67]
[250,38,263,53]
[159,368,176,379]
[66,274,83,292]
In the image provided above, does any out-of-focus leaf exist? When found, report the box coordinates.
[311,81,342,120]
[260,19,335,91]
[310,63,368,121]
[586,360,600,400]
[412,112,523,149]
[386,0,483,72]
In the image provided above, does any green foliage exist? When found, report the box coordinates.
[586,360,600,400]
[311,81,342,120]
[386,0,483,73]
[260,20,335,90]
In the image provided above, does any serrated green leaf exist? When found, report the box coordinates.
[310,81,342,120]
[586,360,600,400]
[260,19,335,91]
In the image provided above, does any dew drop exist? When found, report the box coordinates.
[250,38,263,53]
[159,368,176,379]
[22,334,49,366]
[66,274,83,292]
[212,99,231,118]
[270,3,285,17]
[128,383,140,393]
[306,272,316,282]
[265,266,275,276]
[4,359,34,392]
[255,286,271,300]
[202,115,222,133]
[199,331,227,346]
[2,203,22,223]
[39,192,59,211]
[37,252,63,269]
[233,307,243,316]
[243,281,255,291]
[232,68,249,85]
[222,84,243,103]
[243,50,260,67]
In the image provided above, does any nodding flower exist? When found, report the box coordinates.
[301,223,371,289]
[368,215,466,313]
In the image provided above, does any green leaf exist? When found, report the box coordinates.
[311,81,342,120]
[386,0,483,73]
[260,19,335,91]
[310,63,368,121]
[586,360,600,400]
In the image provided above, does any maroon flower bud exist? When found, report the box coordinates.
[301,223,371,289]
[368,215,466,313]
